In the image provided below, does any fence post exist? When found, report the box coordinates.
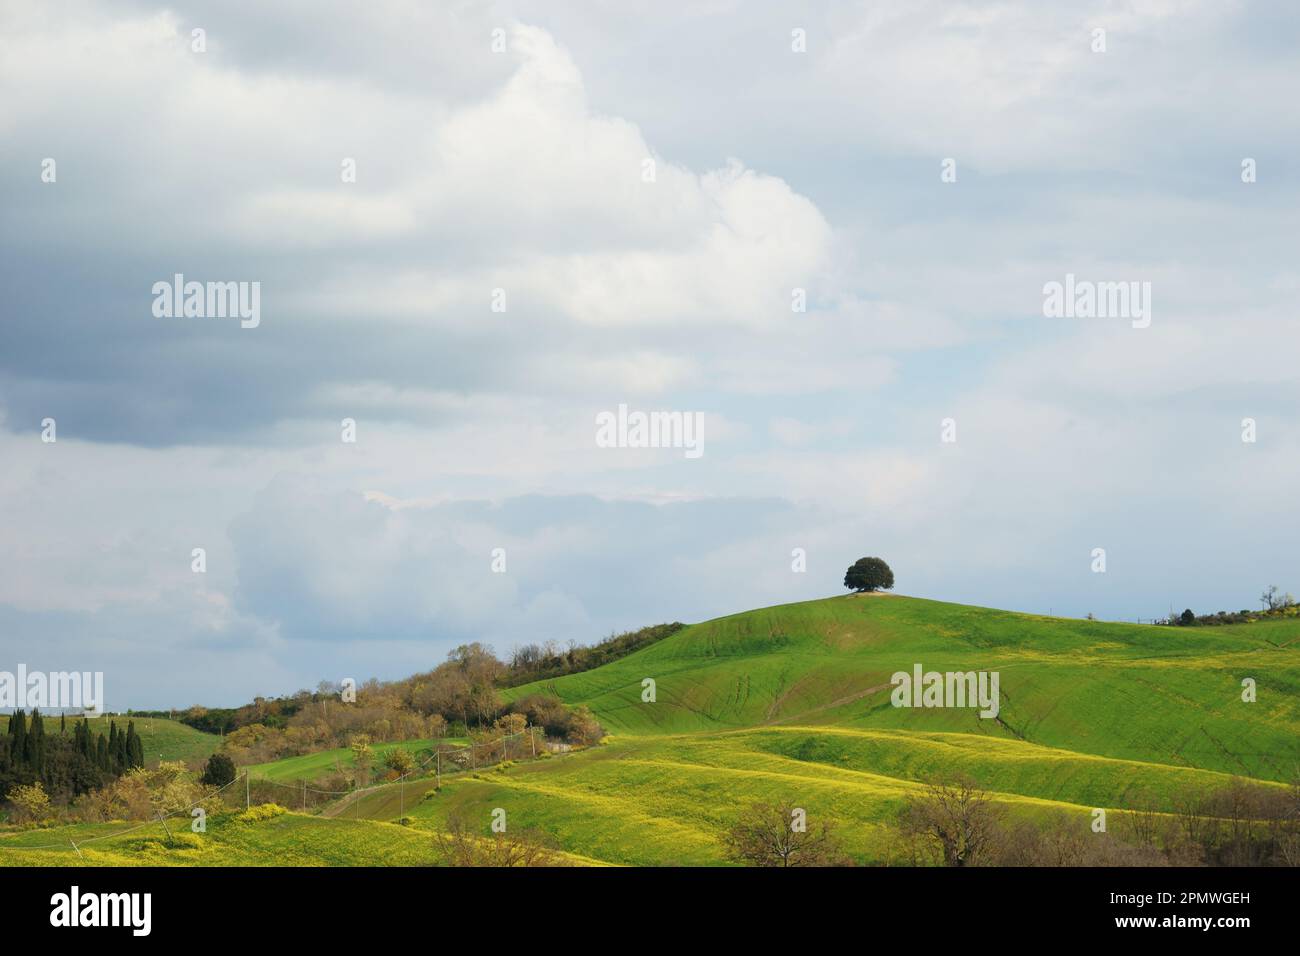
[245,771,250,810]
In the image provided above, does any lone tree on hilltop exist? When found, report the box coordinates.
[844,556,894,593]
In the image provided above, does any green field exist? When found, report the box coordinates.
[0,807,604,866]
[5,594,1298,866]
[80,715,221,765]
[245,738,465,782]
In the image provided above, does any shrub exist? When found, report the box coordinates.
[9,781,52,827]
[382,747,415,776]
[565,706,604,746]
[200,752,237,787]
[234,803,287,823]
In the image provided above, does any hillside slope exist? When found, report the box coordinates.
[8,594,1296,867]
[505,593,1300,781]
[80,715,221,765]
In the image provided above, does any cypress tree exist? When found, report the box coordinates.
[116,725,127,769]
[11,710,26,770]
[29,710,45,775]
[126,721,143,768]
[79,718,93,758]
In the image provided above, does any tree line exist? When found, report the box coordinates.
[498,622,685,687]
[191,642,606,768]
[1164,585,1299,628]
[711,772,1300,867]
[178,622,680,740]
[1,710,144,805]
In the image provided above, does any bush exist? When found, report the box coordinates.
[8,781,52,827]
[130,832,204,853]
[382,747,415,776]
[565,706,604,747]
[234,803,287,824]
[200,752,237,787]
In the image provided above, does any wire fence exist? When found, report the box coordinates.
[312,726,539,818]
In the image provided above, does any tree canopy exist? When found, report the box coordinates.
[844,556,894,593]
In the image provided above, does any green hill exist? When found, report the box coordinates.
[503,594,1300,779]
[0,808,603,867]
[245,737,465,782]
[80,715,221,765]
[7,594,1297,866]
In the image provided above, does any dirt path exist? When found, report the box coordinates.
[762,680,896,726]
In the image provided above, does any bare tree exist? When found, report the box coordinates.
[1121,788,1162,848]
[1258,582,1279,613]
[722,802,851,867]
[900,775,1003,867]
[435,813,557,867]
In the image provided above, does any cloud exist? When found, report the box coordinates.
[2,1,1298,706]
[0,12,841,445]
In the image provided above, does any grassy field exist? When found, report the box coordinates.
[0,807,604,867]
[245,737,466,782]
[6,593,1298,866]
[503,594,1300,779]
[79,715,221,765]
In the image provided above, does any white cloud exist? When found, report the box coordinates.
[2,0,1297,706]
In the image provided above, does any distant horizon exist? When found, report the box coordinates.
[2,583,1286,713]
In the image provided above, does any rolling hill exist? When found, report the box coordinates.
[5,593,1297,866]
[414,593,1300,863]
[79,715,221,765]
[245,737,464,782]
[501,594,1300,775]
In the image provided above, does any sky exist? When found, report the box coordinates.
[1,0,1297,709]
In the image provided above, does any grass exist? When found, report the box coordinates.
[78,715,221,765]
[503,594,1300,780]
[11,593,1300,866]
[0,808,603,867]
[245,738,466,782]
